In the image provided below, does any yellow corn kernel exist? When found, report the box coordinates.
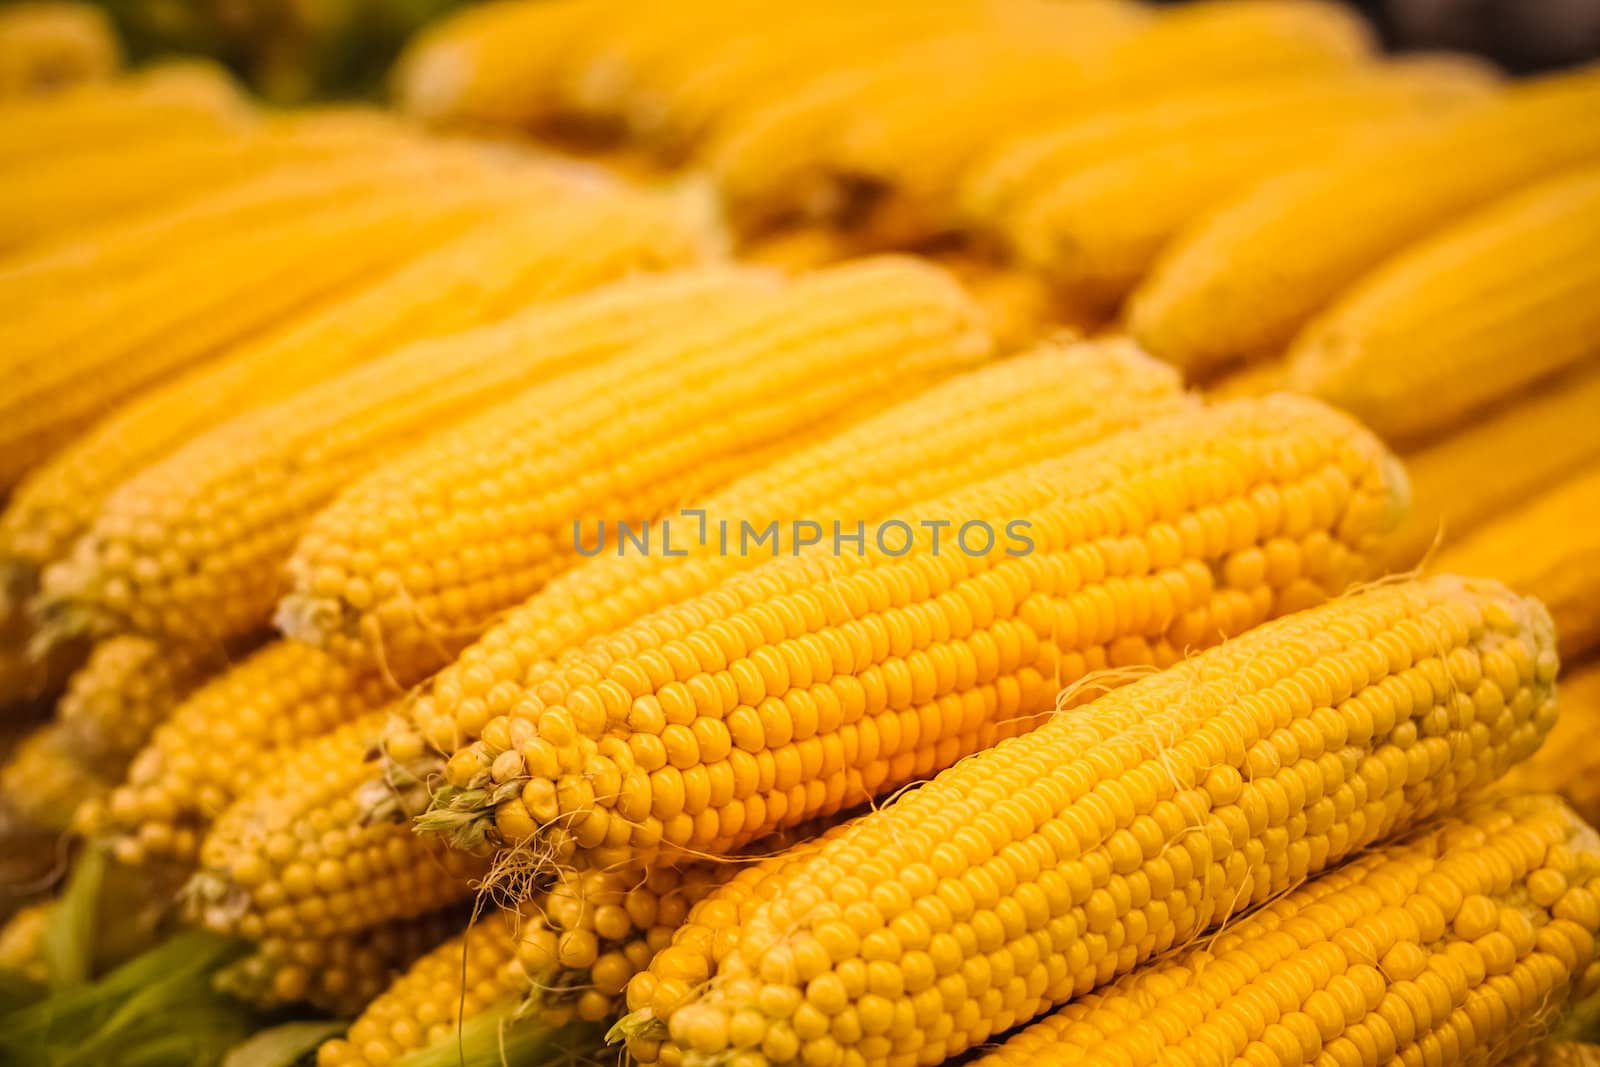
[395,340,1186,774]
[425,393,1410,867]
[0,179,722,632]
[1130,63,1600,375]
[1290,163,1600,444]
[56,635,229,765]
[314,911,522,1067]
[278,257,991,682]
[0,3,118,99]
[96,640,392,868]
[0,60,245,165]
[1436,467,1600,662]
[214,908,462,1018]
[190,711,486,941]
[656,574,1558,1067]
[1506,665,1600,831]
[966,60,1497,305]
[974,795,1600,1067]
[37,267,776,651]
[0,901,51,983]
[0,722,110,833]
[1383,364,1600,572]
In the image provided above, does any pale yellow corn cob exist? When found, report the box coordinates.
[0,179,722,633]
[1289,164,1600,444]
[390,340,1188,771]
[1130,63,1600,375]
[654,574,1557,1067]
[1436,467,1600,662]
[974,795,1600,1067]
[421,394,1410,868]
[277,258,991,683]
[93,641,392,868]
[55,636,229,766]
[1506,665,1600,832]
[0,60,247,165]
[0,167,539,489]
[0,3,118,99]
[0,901,50,982]
[1384,364,1600,572]
[0,722,109,833]
[1205,355,1292,399]
[215,909,462,1018]
[38,268,775,650]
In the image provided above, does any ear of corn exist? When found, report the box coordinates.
[0,179,723,633]
[1506,665,1600,831]
[38,268,777,651]
[214,909,463,1018]
[190,710,486,941]
[0,721,111,833]
[55,635,231,765]
[424,393,1410,865]
[93,640,393,868]
[973,794,1600,1067]
[1383,364,1600,572]
[0,61,247,165]
[0,901,51,983]
[653,574,1557,1067]
[392,340,1188,770]
[1289,163,1600,444]
[277,257,992,682]
[1436,466,1600,662]
[1129,63,1600,375]
[0,2,119,99]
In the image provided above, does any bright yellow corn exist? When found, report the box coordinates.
[965,60,1497,305]
[390,340,1186,774]
[1506,665,1600,831]
[0,2,118,99]
[655,574,1557,1067]
[0,60,246,164]
[0,163,545,489]
[38,268,776,651]
[974,795,1600,1067]
[1383,364,1600,572]
[1130,63,1600,375]
[314,911,524,1067]
[94,641,393,868]
[422,394,1409,866]
[215,909,462,1018]
[0,901,50,982]
[1290,164,1600,444]
[1436,467,1600,663]
[190,710,485,941]
[278,258,991,682]
[56,635,229,765]
[0,179,721,632]
[0,721,110,833]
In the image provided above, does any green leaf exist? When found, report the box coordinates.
[221,1021,345,1067]
[40,846,105,988]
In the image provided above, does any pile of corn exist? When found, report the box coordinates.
[1,2,1598,1066]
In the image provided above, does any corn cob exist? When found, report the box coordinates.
[215,909,463,1018]
[277,257,992,682]
[1289,164,1600,445]
[1437,468,1600,663]
[389,341,1186,769]
[1506,665,1600,831]
[190,709,485,941]
[38,267,776,651]
[93,641,392,868]
[0,180,722,633]
[0,901,50,982]
[653,574,1556,1067]
[0,60,247,165]
[1384,364,1600,572]
[967,62,1497,305]
[973,794,1600,1067]
[0,722,109,833]
[0,2,118,99]
[1205,356,1292,399]
[0,166,541,490]
[55,635,229,766]
[315,910,525,1067]
[1129,63,1600,375]
[421,393,1410,866]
